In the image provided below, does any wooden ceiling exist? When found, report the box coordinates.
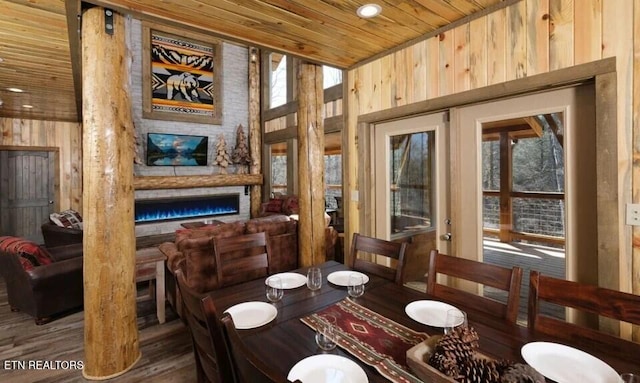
[0,0,77,122]
[0,0,508,123]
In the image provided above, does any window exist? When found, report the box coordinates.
[324,132,342,210]
[269,142,287,196]
[323,65,342,89]
[269,53,287,108]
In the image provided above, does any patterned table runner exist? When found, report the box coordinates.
[301,298,428,383]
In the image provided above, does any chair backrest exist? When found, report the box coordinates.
[528,270,640,353]
[348,233,408,285]
[175,269,234,383]
[427,250,523,323]
[213,232,270,288]
[219,312,297,383]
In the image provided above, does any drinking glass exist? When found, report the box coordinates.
[621,373,639,383]
[315,315,337,351]
[307,267,322,291]
[265,276,283,303]
[347,273,365,298]
[443,308,467,335]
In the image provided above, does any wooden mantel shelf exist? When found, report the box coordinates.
[134,174,263,190]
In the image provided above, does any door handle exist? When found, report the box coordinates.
[48,200,54,204]
[441,233,452,241]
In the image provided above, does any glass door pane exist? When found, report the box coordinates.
[481,114,566,323]
[389,131,435,236]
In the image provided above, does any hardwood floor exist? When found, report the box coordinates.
[483,238,565,323]
[0,279,197,382]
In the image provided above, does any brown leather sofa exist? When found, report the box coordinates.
[41,221,83,248]
[0,237,83,325]
[159,215,301,316]
[160,213,340,317]
[259,194,339,260]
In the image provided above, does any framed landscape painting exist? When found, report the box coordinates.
[142,22,222,124]
[146,133,208,166]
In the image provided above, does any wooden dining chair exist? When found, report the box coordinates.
[348,232,408,285]
[427,249,523,324]
[175,268,235,383]
[218,311,299,383]
[528,270,640,353]
[213,232,271,288]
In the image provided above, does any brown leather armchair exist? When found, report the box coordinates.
[0,238,83,325]
[41,222,83,248]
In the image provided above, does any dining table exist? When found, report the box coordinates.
[208,261,640,382]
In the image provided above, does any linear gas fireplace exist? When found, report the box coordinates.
[135,194,240,224]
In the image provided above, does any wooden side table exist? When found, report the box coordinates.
[180,219,223,229]
[135,247,166,324]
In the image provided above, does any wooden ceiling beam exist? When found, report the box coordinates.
[482,123,532,135]
[523,116,544,138]
[544,113,564,148]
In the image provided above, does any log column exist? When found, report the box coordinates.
[297,63,325,266]
[248,47,262,217]
[82,7,140,379]
[498,132,513,242]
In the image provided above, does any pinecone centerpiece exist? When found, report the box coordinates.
[500,363,546,383]
[427,326,479,378]
[458,358,510,383]
[426,325,519,383]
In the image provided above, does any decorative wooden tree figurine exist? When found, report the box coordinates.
[231,124,251,174]
[213,133,231,174]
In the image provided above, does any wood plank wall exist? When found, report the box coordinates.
[347,0,638,338]
[0,118,82,214]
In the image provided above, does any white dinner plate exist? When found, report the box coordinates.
[287,354,369,383]
[404,300,463,327]
[223,301,277,329]
[521,342,620,383]
[267,272,307,289]
[327,271,370,287]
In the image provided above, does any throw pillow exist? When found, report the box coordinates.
[50,209,83,229]
[282,196,299,215]
[0,236,53,271]
[264,198,284,213]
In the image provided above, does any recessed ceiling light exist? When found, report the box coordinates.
[22,104,33,109]
[7,87,23,93]
[357,3,382,18]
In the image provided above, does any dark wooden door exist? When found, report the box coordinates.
[0,150,56,243]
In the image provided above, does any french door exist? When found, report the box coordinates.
[373,113,449,283]
[450,84,597,285]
